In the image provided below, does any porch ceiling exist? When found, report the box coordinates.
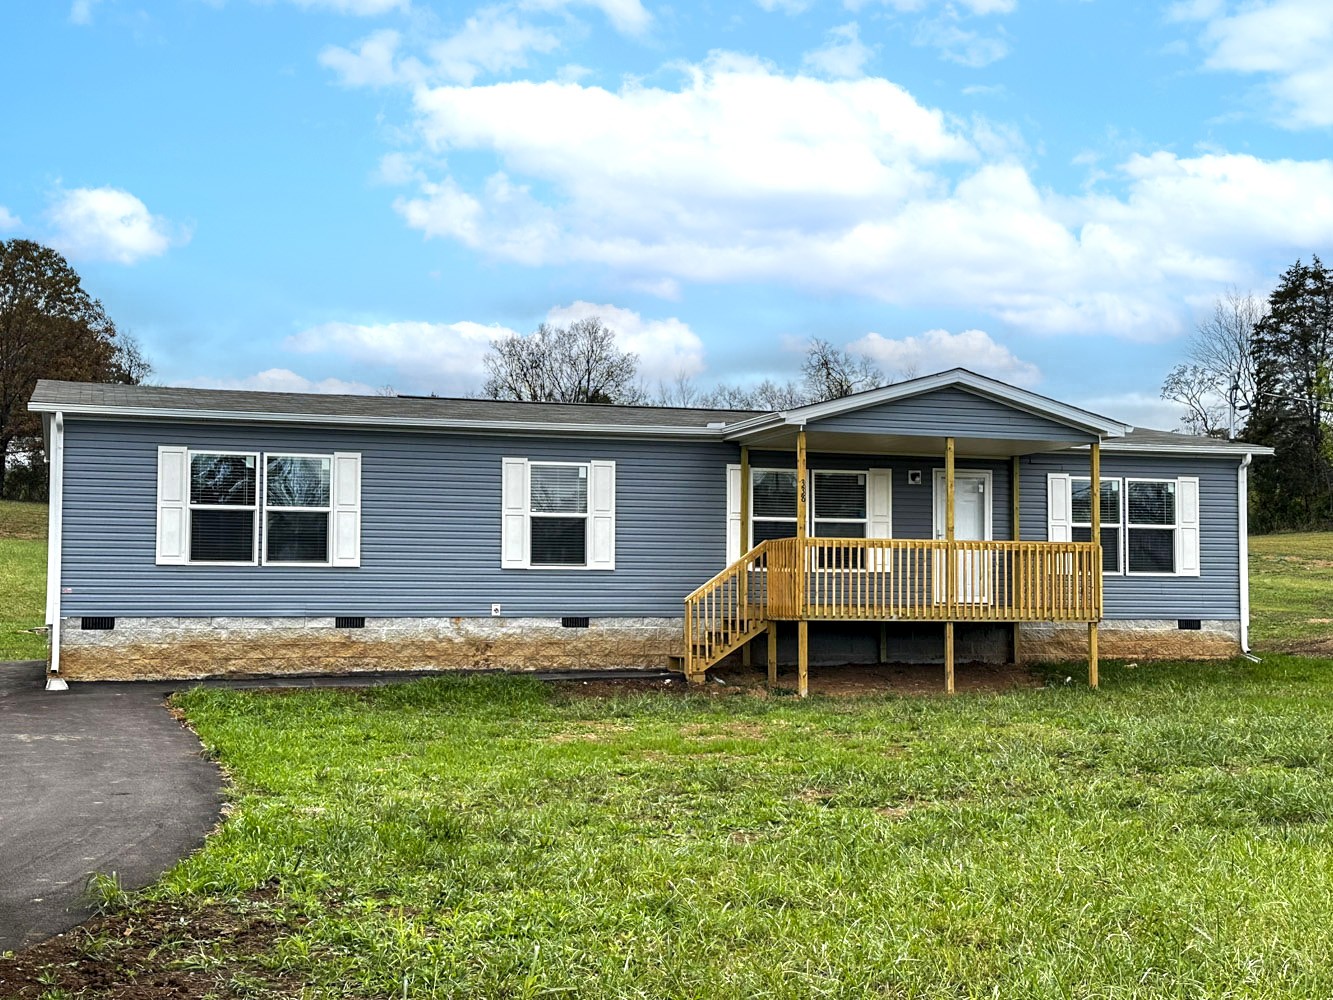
[740,427,1095,458]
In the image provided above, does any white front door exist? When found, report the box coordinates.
[933,470,993,603]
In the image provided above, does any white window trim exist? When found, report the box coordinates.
[811,469,870,538]
[1124,477,1180,578]
[749,466,800,542]
[502,458,615,571]
[261,452,333,568]
[1070,475,1125,577]
[528,460,592,570]
[185,449,260,567]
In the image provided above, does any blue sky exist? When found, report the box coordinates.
[3,0,1331,426]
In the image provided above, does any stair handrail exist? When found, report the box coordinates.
[683,540,772,677]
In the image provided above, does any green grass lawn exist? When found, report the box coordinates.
[0,500,47,661]
[1249,531,1333,651]
[35,659,1328,997]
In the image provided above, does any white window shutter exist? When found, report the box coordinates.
[156,446,189,565]
[331,452,362,568]
[501,458,528,568]
[588,460,616,570]
[1047,474,1072,542]
[867,470,893,538]
[726,464,742,563]
[1177,476,1201,576]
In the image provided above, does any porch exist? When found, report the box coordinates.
[683,428,1107,694]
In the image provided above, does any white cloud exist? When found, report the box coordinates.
[47,186,182,264]
[522,0,652,36]
[843,0,1015,13]
[1184,0,1333,128]
[802,23,873,80]
[320,29,414,88]
[914,14,1008,67]
[69,0,103,25]
[0,206,20,231]
[182,368,378,395]
[849,328,1041,386]
[386,58,1333,339]
[286,319,518,393]
[288,0,408,15]
[543,301,706,377]
[430,9,561,85]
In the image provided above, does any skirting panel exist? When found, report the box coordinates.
[1019,620,1241,662]
[57,616,684,681]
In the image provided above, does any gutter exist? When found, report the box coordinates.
[45,411,67,692]
[1238,452,1252,656]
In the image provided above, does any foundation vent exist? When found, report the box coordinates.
[81,617,115,630]
[1177,619,1202,631]
[335,616,366,629]
[561,616,591,629]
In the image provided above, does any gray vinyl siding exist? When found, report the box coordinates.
[60,419,737,618]
[812,386,1097,443]
[750,452,1014,541]
[1019,452,1242,620]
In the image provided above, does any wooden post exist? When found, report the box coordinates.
[944,621,955,695]
[945,437,956,693]
[741,445,752,667]
[798,619,809,698]
[767,621,778,687]
[1012,455,1022,666]
[1089,440,1101,689]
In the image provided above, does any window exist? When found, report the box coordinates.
[751,469,798,542]
[1048,473,1198,579]
[812,471,868,538]
[500,458,615,570]
[157,447,361,568]
[188,452,257,563]
[530,463,589,566]
[264,455,332,564]
[1126,479,1177,574]
[1071,477,1122,573]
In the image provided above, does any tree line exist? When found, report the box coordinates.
[1160,257,1333,533]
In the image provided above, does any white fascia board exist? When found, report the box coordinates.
[27,402,731,440]
[1099,440,1276,457]
[720,369,1132,440]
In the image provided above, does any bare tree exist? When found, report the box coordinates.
[1161,288,1264,436]
[652,372,705,407]
[482,317,642,404]
[800,338,886,400]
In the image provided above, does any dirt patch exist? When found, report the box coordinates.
[1266,636,1333,657]
[550,663,1039,699]
[0,886,305,999]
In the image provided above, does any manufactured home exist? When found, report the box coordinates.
[30,369,1270,693]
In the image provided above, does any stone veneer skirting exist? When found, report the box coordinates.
[57,616,684,682]
[1018,619,1241,662]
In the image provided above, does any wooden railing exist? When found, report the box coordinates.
[683,537,1102,676]
[763,538,1102,622]
[683,541,772,676]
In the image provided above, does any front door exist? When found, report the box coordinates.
[933,470,992,603]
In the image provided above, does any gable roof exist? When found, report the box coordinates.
[720,368,1133,441]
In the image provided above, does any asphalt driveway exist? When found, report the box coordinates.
[0,662,222,953]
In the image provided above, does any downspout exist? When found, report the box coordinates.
[1238,453,1253,658]
[45,411,67,692]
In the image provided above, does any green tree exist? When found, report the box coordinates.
[0,239,150,498]
[1248,257,1333,532]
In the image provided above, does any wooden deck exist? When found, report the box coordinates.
[683,537,1103,690]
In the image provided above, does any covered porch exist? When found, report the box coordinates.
[682,371,1127,695]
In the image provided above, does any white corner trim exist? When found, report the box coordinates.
[1239,453,1252,654]
[45,411,64,680]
